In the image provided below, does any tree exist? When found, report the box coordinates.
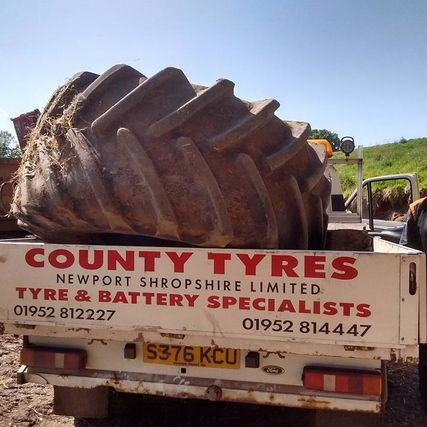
[310,129,341,151]
[0,130,21,157]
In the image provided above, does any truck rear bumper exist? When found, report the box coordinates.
[18,365,383,413]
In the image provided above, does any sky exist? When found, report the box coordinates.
[0,0,426,146]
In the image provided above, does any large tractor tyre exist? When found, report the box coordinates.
[12,65,330,249]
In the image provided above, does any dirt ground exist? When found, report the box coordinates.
[0,334,72,427]
[1,334,427,427]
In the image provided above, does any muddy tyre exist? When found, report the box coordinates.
[13,65,330,249]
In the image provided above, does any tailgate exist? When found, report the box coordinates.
[0,241,424,356]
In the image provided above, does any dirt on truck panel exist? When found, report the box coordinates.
[0,157,22,235]
[11,64,330,249]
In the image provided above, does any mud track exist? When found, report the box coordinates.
[0,334,425,426]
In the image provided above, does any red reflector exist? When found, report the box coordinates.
[21,347,86,370]
[303,367,382,396]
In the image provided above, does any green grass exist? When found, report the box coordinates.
[334,137,427,197]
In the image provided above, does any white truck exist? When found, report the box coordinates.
[0,208,425,425]
[2,64,425,425]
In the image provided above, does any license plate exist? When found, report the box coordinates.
[143,343,240,369]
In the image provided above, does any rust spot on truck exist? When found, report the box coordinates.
[389,349,417,363]
[297,397,332,410]
[133,333,144,342]
[390,349,418,364]
[160,333,186,340]
[88,339,108,345]
[13,323,36,330]
[344,345,375,351]
[0,256,6,263]
[258,349,287,359]
[67,328,91,333]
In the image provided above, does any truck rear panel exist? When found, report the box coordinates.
[0,239,424,413]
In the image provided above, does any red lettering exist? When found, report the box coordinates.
[138,251,161,272]
[356,303,371,317]
[98,290,111,302]
[157,293,168,305]
[128,292,140,304]
[331,257,358,280]
[166,251,193,273]
[108,250,134,271]
[113,291,129,303]
[44,289,56,300]
[323,301,338,315]
[79,250,103,270]
[236,254,265,276]
[48,249,74,269]
[278,299,296,312]
[16,287,26,298]
[339,302,355,316]
[169,294,184,306]
[29,288,41,299]
[58,289,68,301]
[142,292,155,304]
[312,300,321,314]
[271,255,299,277]
[298,300,311,313]
[184,294,199,307]
[223,296,237,308]
[304,256,326,278]
[207,295,221,308]
[25,248,44,267]
[208,252,231,274]
[238,297,251,310]
[253,298,266,310]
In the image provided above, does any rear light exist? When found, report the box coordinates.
[21,347,86,370]
[303,366,382,396]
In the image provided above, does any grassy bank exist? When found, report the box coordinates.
[335,137,427,198]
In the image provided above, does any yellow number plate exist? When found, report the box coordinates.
[143,343,240,369]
